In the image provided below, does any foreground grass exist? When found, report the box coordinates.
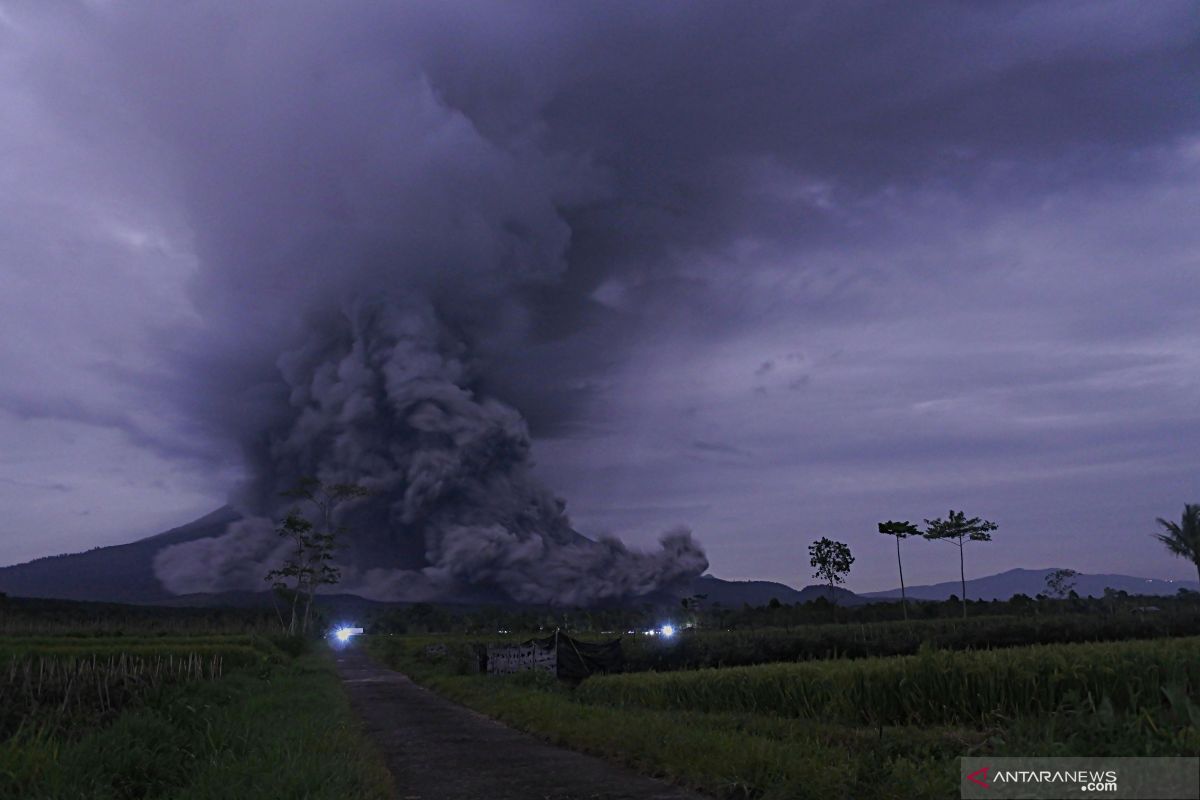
[0,651,394,800]
[367,634,1200,800]
[368,636,967,799]
[581,636,1200,725]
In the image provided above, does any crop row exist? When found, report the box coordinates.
[0,633,280,661]
[0,633,260,652]
[1,651,233,739]
[578,636,1200,726]
[0,635,288,741]
[0,597,279,636]
[622,611,1200,671]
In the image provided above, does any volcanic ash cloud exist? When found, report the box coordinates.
[153,302,708,604]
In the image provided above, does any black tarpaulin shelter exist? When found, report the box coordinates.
[485,630,623,680]
[537,630,624,680]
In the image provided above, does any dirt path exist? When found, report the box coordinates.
[334,646,705,800]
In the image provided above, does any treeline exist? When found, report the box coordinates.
[361,588,1200,637]
[684,587,1199,629]
[622,607,1200,671]
[363,601,650,636]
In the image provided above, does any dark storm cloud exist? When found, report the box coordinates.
[1,1,1197,590]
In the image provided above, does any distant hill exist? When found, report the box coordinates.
[862,568,1200,602]
[4,510,1194,609]
[0,507,238,603]
[690,574,865,606]
[1,507,818,608]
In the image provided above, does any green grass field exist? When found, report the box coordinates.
[6,603,1198,800]
[581,636,1200,725]
[0,634,393,800]
[620,610,1200,671]
[367,630,1200,800]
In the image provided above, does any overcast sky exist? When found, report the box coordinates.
[1,1,1198,593]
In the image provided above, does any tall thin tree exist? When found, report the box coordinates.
[1152,504,1200,586]
[922,510,998,618]
[878,520,919,620]
[265,477,371,635]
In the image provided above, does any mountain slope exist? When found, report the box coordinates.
[862,567,1199,601]
[0,508,770,607]
[689,574,865,606]
[5,511,1193,608]
[0,507,238,603]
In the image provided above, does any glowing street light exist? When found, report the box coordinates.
[660,624,675,637]
[333,626,363,642]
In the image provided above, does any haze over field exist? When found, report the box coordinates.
[1,1,1198,594]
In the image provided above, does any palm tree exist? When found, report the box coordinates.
[1153,504,1200,586]
[878,520,919,620]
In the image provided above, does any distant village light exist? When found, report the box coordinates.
[334,626,363,642]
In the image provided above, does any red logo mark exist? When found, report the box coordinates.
[967,766,990,788]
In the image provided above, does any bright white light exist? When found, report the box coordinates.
[336,628,353,642]
[660,624,675,638]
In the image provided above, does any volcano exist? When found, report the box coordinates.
[0,508,809,608]
[0,508,702,607]
[0,508,239,604]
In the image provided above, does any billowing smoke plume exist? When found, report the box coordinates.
[76,1,725,604]
[156,301,706,603]
[4,2,1195,592]
[18,2,1178,602]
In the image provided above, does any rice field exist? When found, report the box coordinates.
[0,596,279,637]
[0,635,279,743]
[579,636,1200,725]
[620,610,1200,671]
[0,623,391,799]
[368,623,1200,799]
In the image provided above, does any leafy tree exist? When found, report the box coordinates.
[878,520,920,620]
[265,477,371,635]
[265,512,312,636]
[680,594,707,627]
[1152,504,1200,586]
[808,537,854,605]
[1044,568,1078,599]
[923,510,998,618]
[1008,593,1035,616]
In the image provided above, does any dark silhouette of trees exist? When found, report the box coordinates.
[1045,568,1078,599]
[808,537,854,605]
[922,510,998,618]
[265,477,371,635]
[1153,504,1200,586]
[878,520,920,620]
[681,594,707,627]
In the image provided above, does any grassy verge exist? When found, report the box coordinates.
[366,634,1200,800]
[581,636,1200,725]
[1,650,394,800]
[367,636,968,798]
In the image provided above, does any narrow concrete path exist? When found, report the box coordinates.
[333,645,705,800]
